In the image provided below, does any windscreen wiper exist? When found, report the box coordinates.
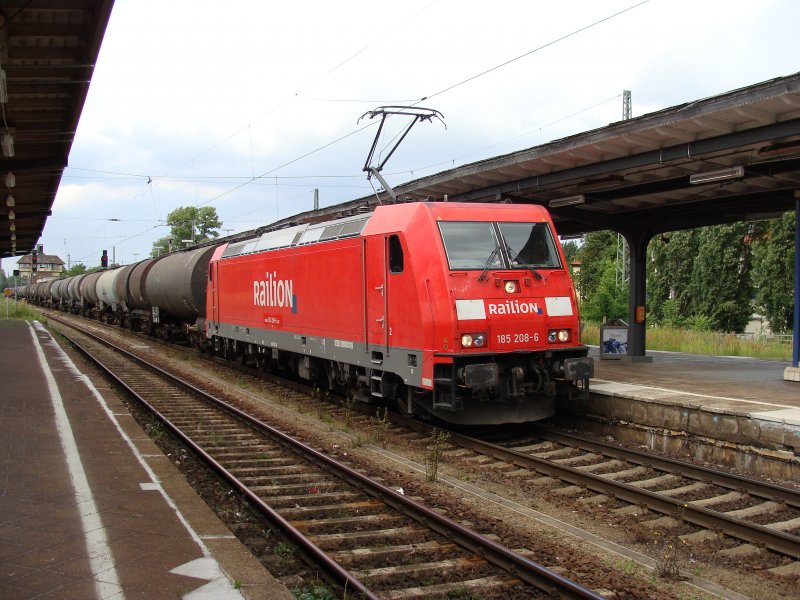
[507,247,543,280]
[477,246,501,282]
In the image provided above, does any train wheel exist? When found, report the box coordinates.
[396,388,418,417]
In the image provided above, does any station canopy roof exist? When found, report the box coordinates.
[282,72,800,239]
[1,0,114,260]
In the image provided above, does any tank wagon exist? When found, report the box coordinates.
[207,202,593,424]
[145,246,216,338]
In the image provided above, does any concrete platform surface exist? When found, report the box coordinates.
[0,320,292,600]
[591,347,799,415]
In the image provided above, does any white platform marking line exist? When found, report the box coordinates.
[33,322,243,598]
[28,322,123,600]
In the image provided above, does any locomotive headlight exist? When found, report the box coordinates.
[504,280,518,294]
[461,333,487,348]
[548,329,571,343]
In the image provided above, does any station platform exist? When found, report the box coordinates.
[0,320,292,600]
[564,347,800,481]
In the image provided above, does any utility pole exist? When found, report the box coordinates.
[616,90,632,290]
[622,89,632,120]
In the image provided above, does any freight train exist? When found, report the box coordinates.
[19,201,593,425]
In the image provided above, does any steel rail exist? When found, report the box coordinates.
[536,428,800,507]
[396,417,800,558]
[55,323,378,600]
[53,316,604,600]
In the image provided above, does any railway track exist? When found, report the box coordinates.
[391,417,800,562]
[51,315,605,599]
[45,311,800,593]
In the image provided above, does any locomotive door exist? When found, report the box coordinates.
[209,261,219,330]
[364,235,388,357]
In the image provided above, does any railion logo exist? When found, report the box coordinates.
[253,271,296,312]
[487,300,542,315]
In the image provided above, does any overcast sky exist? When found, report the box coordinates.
[5,0,800,272]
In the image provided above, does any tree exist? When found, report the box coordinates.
[561,240,580,265]
[152,206,221,257]
[688,223,753,333]
[646,229,700,326]
[751,212,795,333]
[64,263,88,277]
[580,258,629,322]
[576,231,617,302]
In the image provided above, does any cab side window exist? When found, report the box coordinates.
[389,234,404,273]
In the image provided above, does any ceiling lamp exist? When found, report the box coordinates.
[689,166,744,185]
[7,209,14,220]
[4,172,14,188]
[10,233,15,241]
[549,195,586,208]
[9,222,15,232]
[1,130,14,157]
[0,65,6,103]
[6,194,13,207]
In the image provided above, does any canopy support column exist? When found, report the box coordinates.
[622,228,653,363]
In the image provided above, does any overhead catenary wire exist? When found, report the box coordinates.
[418,0,651,103]
[51,0,654,266]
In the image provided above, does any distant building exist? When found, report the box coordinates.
[17,244,65,283]
[570,260,582,301]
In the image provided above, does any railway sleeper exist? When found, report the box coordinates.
[266,491,362,509]
[278,499,385,521]
[380,575,522,600]
[289,512,407,535]
[327,540,458,566]
[308,525,430,551]
[351,555,492,585]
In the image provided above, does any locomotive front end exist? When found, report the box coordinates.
[421,207,593,424]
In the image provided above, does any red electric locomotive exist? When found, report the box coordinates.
[206,202,592,425]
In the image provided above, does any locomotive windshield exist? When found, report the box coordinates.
[439,221,561,271]
[498,222,561,268]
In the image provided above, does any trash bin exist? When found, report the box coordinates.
[600,318,629,360]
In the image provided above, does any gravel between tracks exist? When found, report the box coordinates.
[55,319,800,599]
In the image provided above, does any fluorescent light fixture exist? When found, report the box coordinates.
[689,166,744,185]
[549,195,585,208]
